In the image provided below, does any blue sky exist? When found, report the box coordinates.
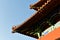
[0,0,37,40]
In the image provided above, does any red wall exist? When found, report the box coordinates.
[38,27,60,40]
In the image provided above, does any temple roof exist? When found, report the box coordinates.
[30,0,60,11]
[30,0,47,10]
[12,0,60,39]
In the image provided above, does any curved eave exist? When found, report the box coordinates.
[30,0,47,11]
[30,0,60,11]
[12,0,60,32]
[13,0,60,31]
[12,0,60,39]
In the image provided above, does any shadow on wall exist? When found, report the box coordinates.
[55,38,60,40]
